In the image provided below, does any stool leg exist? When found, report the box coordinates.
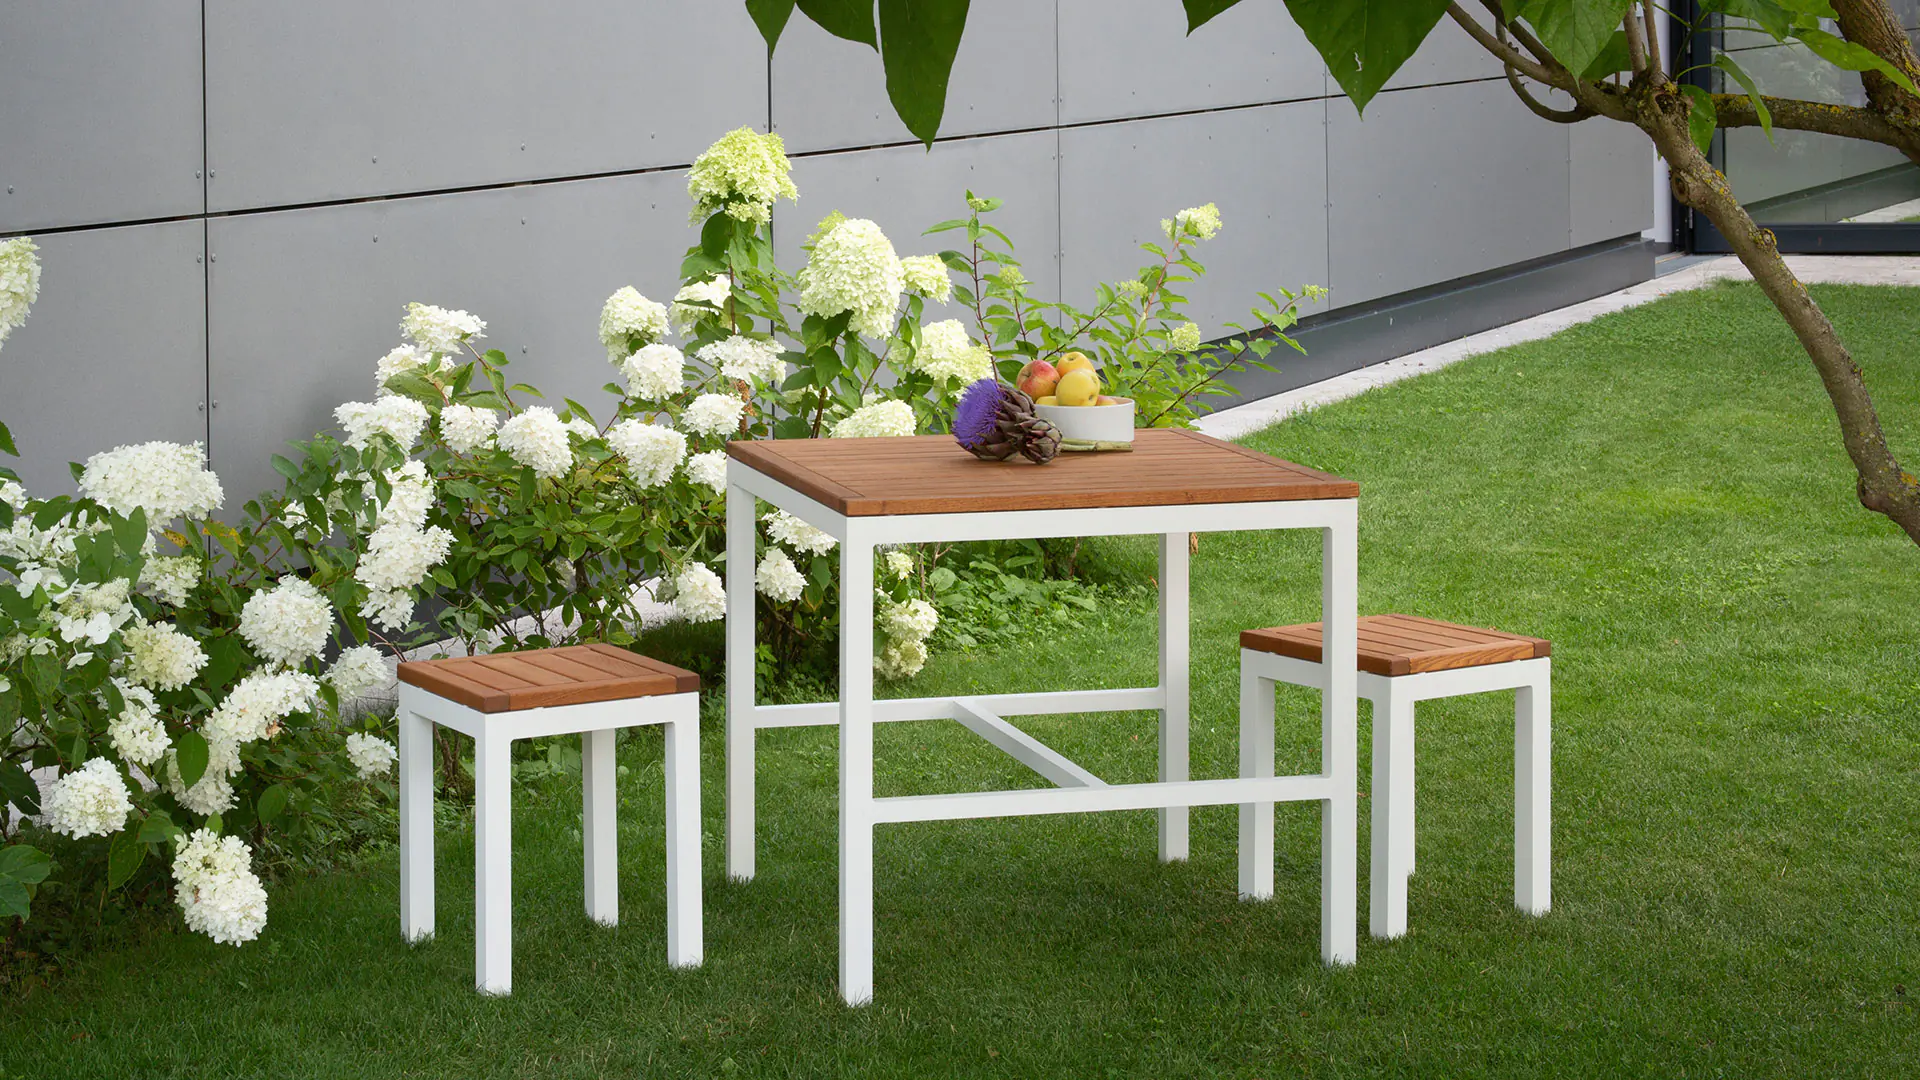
[1237,660,1275,900]
[664,705,704,968]
[1516,675,1552,916]
[582,728,617,927]
[1321,515,1359,967]
[398,690,435,943]
[474,730,513,995]
[1370,688,1414,939]
[1157,531,1191,863]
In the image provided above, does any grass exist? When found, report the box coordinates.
[6,281,1920,1078]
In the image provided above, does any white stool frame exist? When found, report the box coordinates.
[726,459,1361,1006]
[1240,650,1551,940]
[397,683,704,995]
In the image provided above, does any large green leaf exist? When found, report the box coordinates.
[0,760,40,816]
[0,420,15,457]
[1713,52,1773,139]
[175,729,210,790]
[1182,0,1246,31]
[107,829,145,890]
[746,0,796,51]
[795,0,876,47]
[1505,0,1633,80]
[1282,0,1454,114]
[1793,25,1920,96]
[1680,83,1718,155]
[879,0,970,146]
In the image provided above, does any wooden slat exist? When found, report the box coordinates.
[1241,614,1551,678]
[725,428,1357,516]
[398,645,700,714]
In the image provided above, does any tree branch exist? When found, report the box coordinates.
[1711,92,1916,150]
[1623,7,1650,75]
[1447,4,1564,88]
[1640,2,1664,81]
[1476,0,1561,76]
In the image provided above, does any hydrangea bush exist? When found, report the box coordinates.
[1,125,1313,949]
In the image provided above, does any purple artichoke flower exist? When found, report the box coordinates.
[952,377,1061,464]
[954,378,1004,450]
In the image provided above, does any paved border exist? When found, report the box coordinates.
[1195,255,1920,441]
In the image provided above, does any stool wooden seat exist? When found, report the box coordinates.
[1238,614,1552,940]
[1240,614,1551,676]
[396,644,703,994]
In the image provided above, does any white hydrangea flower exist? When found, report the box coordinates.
[681,393,746,438]
[885,551,914,580]
[122,620,208,692]
[687,127,799,224]
[906,320,992,385]
[755,549,806,603]
[880,596,939,642]
[0,237,42,346]
[237,577,332,668]
[697,336,787,385]
[108,681,171,767]
[670,277,732,333]
[359,588,418,633]
[439,404,498,453]
[204,670,320,745]
[796,217,905,339]
[335,397,429,451]
[173,830,268,946]
[400,302,485,356]
[620,343,686,402]
[764,509,837,555]
[375,345,434,393]
[345,732,398,779]
[80,441,224,522]
[40,757,133,839]
[599,287,670,361]
[900,255,954,303]
[605,420,686,489]
[830,398,915,438]
[564,417,600,442]
[673,562,726,623]
[1168,322,1203,353]
[55,579,136,646]
[496,406,574,479]
[325,644,388,698]
[355,522,453,596]
[1166,203,1223,241]
[685,450,728,495]
[138,554,200,607]
[875,636,930,680]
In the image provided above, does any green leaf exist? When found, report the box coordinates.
[0,760,40,816]
[1578,30,1631,80]
[1700,0,1793,40]
[271,454,302,482]
[1505,0,1632,81]
[1183,0,1246,32]
[175,729,210,790]
[23,652,60,699]
[110,508,148,558]
[0,419,16,457]
[138,810,180,844]
[1793,25,1920,96]
[879,0,970,147]
[745,0,796,52]
[0,881,28,921]
[700,213,735,259]
[1680,83,1717,155]
[0,844,51,885]
[256,782,289,824]
[795,0,877,47]
[107,829,145,890]
[1713,52,1772,139]
[1284,0,1453,114]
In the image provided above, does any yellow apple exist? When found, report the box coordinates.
[1035,395,1059,406]
[1056,352,1096,379]
[1055,368,1101,406]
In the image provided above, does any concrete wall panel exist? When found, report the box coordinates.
[1059,102,1330,336]
[1328,81,1570,306]
[204,1,767,211]
[0,1,204,231]
[0,222,208,494]
[205,173,695,501]
[1571,120,1654,246]
[1057,0,1324,125]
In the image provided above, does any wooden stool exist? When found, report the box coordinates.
[395,644,703,994]
[1239,615,1551,940]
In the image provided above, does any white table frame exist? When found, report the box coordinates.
[724,459,1359,1006]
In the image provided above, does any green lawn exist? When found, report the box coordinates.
[6,282,1920,1078]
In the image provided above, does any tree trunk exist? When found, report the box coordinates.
[1638,85,1920,544]
[1833,0,1920,158]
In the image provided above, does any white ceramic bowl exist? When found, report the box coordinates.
[1034,398,1135,443]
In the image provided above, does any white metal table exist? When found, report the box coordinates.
[723,429,1360,1005]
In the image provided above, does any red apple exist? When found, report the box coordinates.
[1017,359,1060,398]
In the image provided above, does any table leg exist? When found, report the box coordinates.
[665,701,705,967]
[474,731,514,995]
[398,686,435,943]
[725,481,757,882]
[1369,688,1412,939]
[582,728,617,926]
[839,533,876,1006]
[1158,531,1191,863]
[1515,674,1552,916]
[1321,507,1359,967]
[1237,658,1275,900]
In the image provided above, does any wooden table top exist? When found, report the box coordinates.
[725,428,1357,516]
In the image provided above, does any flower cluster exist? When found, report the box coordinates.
[325,644,388,698]
[672,561,726,623]
[40,757,134,839]
[622,343,687,402]
[439,404,498,453]
[400,302,485,356]
[671,277,732,333]
[335,397,430,451]
[497,406,575,480]
[830,398,915,438]
[876,593,939,680]
[901,255,954,304]
[600,287,670,362]
[79,442,224,523]
[345,732,397,779]
[686,127,799,224]
[755,549,806,603]
[904,320,992,385]
[173,830,269,946]
[0,237,41,347]
[698,336,786,386]
[122,620,209,692]
[1164,203,1223,242]
[682,392,745,437]
[606,420,687,489]
[797,217,905,339]
[238,577,332,667]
